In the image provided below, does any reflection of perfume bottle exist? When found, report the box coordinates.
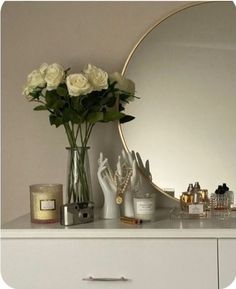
[227,190,234,207]
[222,183,234,207]
[200,189,210,210]
[192,182,203,204]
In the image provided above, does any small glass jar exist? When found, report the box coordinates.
[30,184,63,223]
[133,192,155,221]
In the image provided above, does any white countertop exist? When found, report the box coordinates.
[2,209,236,239]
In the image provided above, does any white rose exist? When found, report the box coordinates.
[66,74,93,97]
[84,64,108,91]
[39,63,48,77]
[22,85,34,100]
[45,63,65,90]
[26,69,46,88]
[109,72,135,95]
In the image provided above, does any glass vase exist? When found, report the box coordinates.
[66,147,92,203]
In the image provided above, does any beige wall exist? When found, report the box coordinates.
[2,1,188,224]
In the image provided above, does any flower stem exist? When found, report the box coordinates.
[64,123,76,147]
[65,121,94,203]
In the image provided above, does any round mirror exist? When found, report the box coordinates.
[120,2,236,199]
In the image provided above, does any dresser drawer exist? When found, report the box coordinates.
[2,238,217,289]
[218,239,236,289]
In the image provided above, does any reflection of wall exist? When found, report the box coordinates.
[123,2,236,197]
[1,1,187,224]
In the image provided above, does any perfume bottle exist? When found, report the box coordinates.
[187,182,207,217]
[210,184,231,218]
[180,183,193,211]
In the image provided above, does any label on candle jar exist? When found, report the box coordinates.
[30,185,63,223]
[40,199,56,211]
[136,199,154,214]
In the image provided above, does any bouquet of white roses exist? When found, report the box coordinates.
[23,63,136,147]
[23,63,136,203]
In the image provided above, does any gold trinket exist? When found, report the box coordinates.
[116,195,123,205]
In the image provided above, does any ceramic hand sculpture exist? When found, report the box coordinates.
[97,150,141,219]
[117,150,141,218]
[131,151,152,181]
[98,153,119,219]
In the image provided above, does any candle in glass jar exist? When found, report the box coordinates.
[133,192,155,221]
[30,184,63,224]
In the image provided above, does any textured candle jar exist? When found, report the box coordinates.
[30,184,63,223]
[133,192,155,221]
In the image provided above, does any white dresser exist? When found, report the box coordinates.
[1,211,236,289]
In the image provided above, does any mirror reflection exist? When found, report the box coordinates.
[121,2,236,198]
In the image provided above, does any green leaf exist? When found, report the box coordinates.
[33,105,47,111]
[64,67,71,76]
[119,104,125,111]
[52,99,65,111]
[56,86,68,97]
[87,112,104,124]
[81,93,100,110]
[103,111,125,122]
[62,108,81,124]
[90,104,102,112]
[119,115,135,123]
[45,90,59,108]
[29,90,41,99]
[71,97,84,113]
[119,93,130,102]
[100,95,111,105]
[49,115,63,127]
[106,97,117,107]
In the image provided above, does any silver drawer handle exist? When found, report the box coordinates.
[83,276,129,282]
